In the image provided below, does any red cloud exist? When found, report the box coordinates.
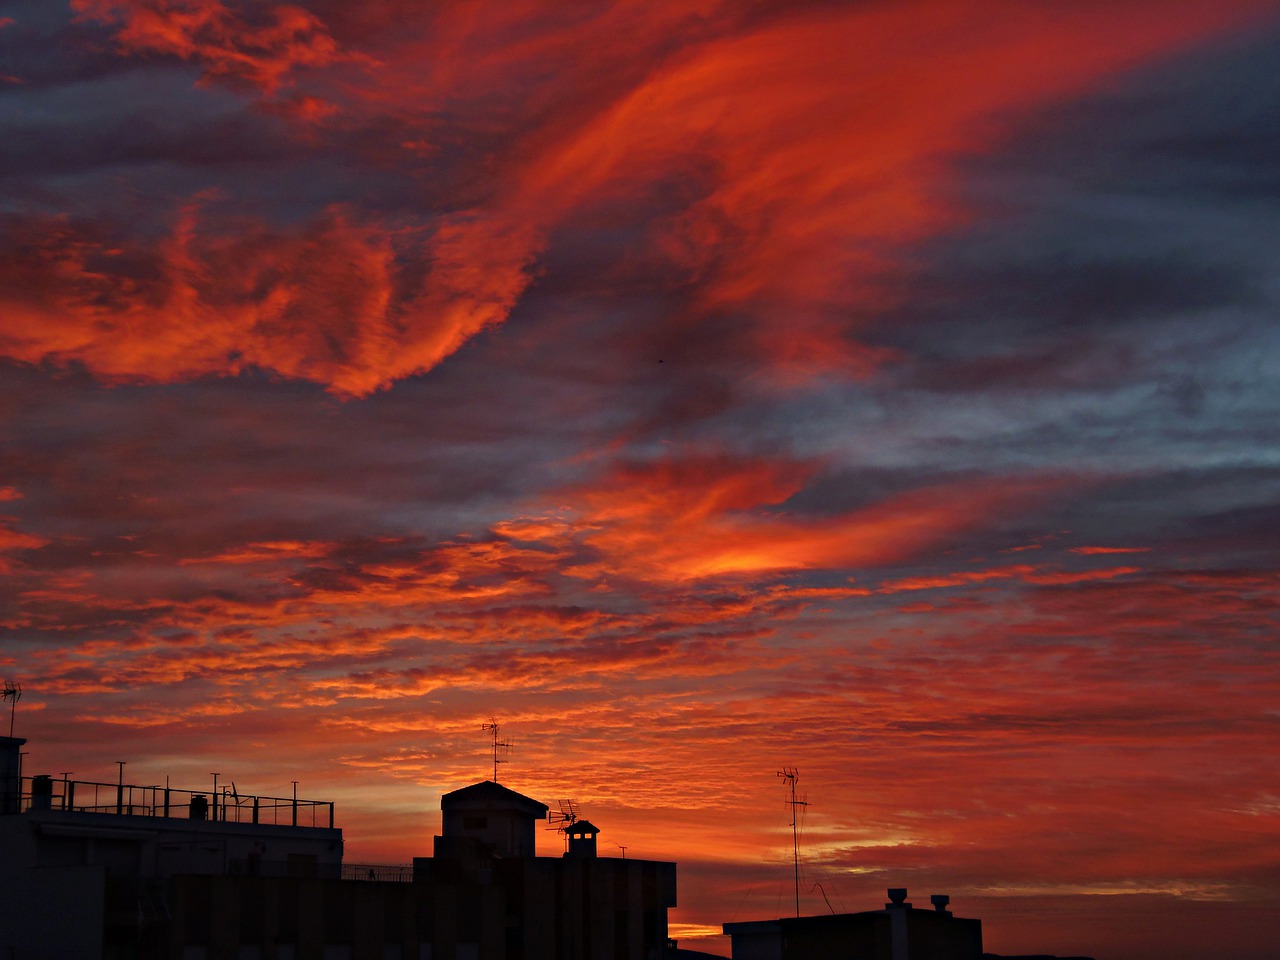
[0,488,47,572]
[71,0,352,94]
[878,564,1142,594]
[0,204,534,396]
[6,1,1272,394]
[475,0,1278,384]
[0,524,48,573]
[1070,545,1151,555]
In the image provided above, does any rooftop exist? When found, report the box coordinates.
[441,779,549,816]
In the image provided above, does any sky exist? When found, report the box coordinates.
[2,1,1279,956]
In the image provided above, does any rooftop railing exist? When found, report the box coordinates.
[16,775,335,829]
[341,862,414,883]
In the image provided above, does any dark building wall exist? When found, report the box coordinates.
[482,855,676,960]
[726,902,982,960]
[780,912,891,960]
[0,817,105,960]
[0,737,25,815]
[906,910,982,960]
[160,855,675,960]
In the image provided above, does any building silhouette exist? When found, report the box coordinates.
[416,778,676,959]
[2,733,1089,960]
[0,734,676,959]
[723,888,982,960]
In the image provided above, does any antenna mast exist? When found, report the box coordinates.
[482,717,512,782]
[2,681,20,738]
[777,767,808,917]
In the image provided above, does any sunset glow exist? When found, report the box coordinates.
[2,2,1279,958]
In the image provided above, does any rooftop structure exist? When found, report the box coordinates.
[724,888,982,960]
[434,777,548,859]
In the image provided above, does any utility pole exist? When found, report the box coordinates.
[777,767,808,917]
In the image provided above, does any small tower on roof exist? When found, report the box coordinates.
[565,818,599,859]
[434,780,548,859]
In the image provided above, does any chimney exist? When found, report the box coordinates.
[886,889,912,960]
[930,894,951,915]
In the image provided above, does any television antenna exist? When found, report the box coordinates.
[3,681,21,738]
[482,717,512,782]
[546,799,580,852]
[547,798,579,829]
[778,767,808,917]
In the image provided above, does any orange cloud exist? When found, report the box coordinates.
[177,540,336,566]
[556,455,1054,582]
